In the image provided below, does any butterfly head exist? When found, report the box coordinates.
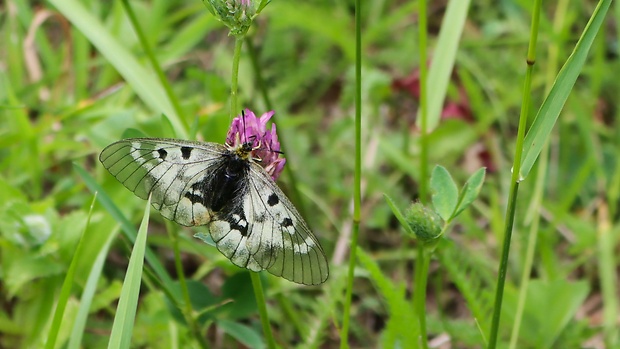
[226,109,287,180]
[229,134,256,160]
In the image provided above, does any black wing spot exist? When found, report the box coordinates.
[282,217,293,227]
[230,213,249,236]
[184,192,203,204]
[180,146,193,159]
[267,193,279,206]
[157,148,167,160]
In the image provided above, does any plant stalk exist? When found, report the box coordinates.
[418,0,429,202]
[230,37,244,119]
[487,1,541,347]
[340,0,362,347]
[413,244,430,349]
[231,35,276,349]
[120,0,188,135]
[166,222,210,349]
[250,273,277,349]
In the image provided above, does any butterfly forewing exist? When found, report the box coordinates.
[100,138,227,226]
[100,137,329,285]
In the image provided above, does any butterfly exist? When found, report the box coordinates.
[99,137,329,285]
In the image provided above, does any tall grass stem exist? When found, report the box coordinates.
[487,1,541,348]
[120,0,189,134]
[340,0,362,347]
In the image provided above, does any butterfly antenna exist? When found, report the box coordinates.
[241,109,247,144]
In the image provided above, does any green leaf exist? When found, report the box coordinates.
[383,194,416,237]
[519,0,611,179]
[217,319,265,349]
[121,128,148,139]
[505,280,589,348]
[108,196,151,349]
[165,280,218,325]
[217,272,258,320]
[452,167,486,219]
[431,165,459,221]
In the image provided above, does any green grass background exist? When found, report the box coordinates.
[1,0,618,348]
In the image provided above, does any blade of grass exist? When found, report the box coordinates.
[68,223,120,349]
[74,163,174,287]
[44,193,98,349]
[120,0,189,134]
[509,1,570,346]
[48,0,188,138]
[416,0,471,132]
[107,196,151,349]
[519,0,612,179]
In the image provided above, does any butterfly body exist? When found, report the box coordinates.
[100,138,328,285]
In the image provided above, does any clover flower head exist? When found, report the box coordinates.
[405,202,443,243]
[226,109,286,180]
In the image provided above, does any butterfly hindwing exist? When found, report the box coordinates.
[247,163,329,285]
[100,137,329,285]
[208,163,328,285]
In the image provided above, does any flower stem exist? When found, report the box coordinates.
[165,222,210,349]
[231,35,275,349]
[340,0,362,347]
[230,37,244,119]
[487,1,541,348]
[418,0,429,203]
[250,273,277,349]
[412,244,430,349]
[415,2,430,345]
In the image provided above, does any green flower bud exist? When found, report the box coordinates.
[405,202,443,242]
[204,0,267,37]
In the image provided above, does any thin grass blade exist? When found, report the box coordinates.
[107,196,151,349]
[68,224,119,349]
[48,0,188,138]
[417,0,472,131]
[520,0,612,179]
[74,163,173,287]
[44,193,98,349]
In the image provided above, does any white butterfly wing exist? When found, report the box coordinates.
[99,138,227,226]
[100,137,329,285]
[208,163,329,285]
[248,164,329,285]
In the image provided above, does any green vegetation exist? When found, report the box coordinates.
[1,0,617,348]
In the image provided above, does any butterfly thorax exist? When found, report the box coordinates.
[232,142,254,159]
